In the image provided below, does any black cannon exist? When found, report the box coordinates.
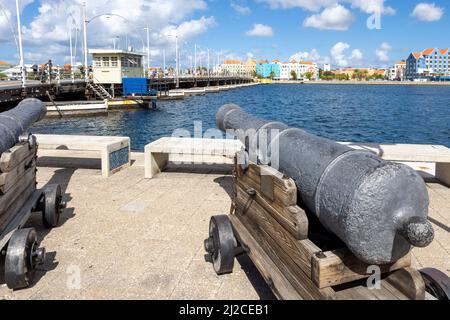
[0,99,64,289]
[0,98,47,155]
[216,104,434,265]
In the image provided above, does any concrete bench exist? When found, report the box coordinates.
[341,142,450,186]
[145,137,244,179]
[34,134,131,178]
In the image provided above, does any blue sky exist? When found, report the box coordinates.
[0,0,448,68]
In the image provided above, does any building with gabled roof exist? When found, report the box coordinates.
[406,48,450,80]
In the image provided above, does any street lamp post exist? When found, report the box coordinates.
[82,2,88,82]
[194,44,197,77]
[69,28,74,82]
[163,49,166,74]
[82,2,147,82]
[175,35,179,88]
[15,0,26,88]
[144,26,150,76]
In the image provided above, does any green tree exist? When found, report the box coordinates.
[0,72,7,80]
[304,72,314,80]
[269,70,275,80]
[290,70,297,80]
[321,71,335,80]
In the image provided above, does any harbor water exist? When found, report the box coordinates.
[32,84,450,151]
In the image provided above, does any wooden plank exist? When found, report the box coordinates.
[379,281,410,300]
[384,268,426,300]
[235,185,317,276]
[0,168,36,213]
[0,153,36,194]
[334,279,410,300]
[247,164,297,206]
[0,190,42,250]
[233,213,335,300]
[236,181,308,240]
[229,215,303,300]
[0,143,36,172]
[0,182,35,232]
[311,248,412,289]
[239,167,297,208]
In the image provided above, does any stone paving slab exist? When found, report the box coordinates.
[0,152,448,299]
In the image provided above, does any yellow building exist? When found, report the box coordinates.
[245,58,257,76]
[90,49,144,84]
[333,68,386,79]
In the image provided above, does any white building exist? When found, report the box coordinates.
[90,49,144,84]
[280,60,318,80]
[387,61,406,81]
[2,64,34,80]
[220,60,247,76]
[323,64,331,72]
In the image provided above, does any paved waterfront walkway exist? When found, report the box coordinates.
[0,153,448,299]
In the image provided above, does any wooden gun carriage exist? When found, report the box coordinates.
[204,157,450,300]
[0,135,65,290]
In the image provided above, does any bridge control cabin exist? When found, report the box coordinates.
[89,49,144,85]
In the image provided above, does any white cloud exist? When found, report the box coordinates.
[351,48,363,60]
[290,48,331,64]
[412,2,444,22]
[1,0,215,64]
[346,0,395,15]
[331,41,362,66]
[231,1,252,15]
[0,0,33,43]
[245,23,274,37]
[258,0,337,11]
[259,0,395,14]
[303,4,355,30]
[161,16,216,39]
[375,42,391,62]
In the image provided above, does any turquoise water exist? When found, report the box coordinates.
[32,84,450,151]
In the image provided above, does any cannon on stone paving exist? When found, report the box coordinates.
[0,99,65,289]
[204,104,450,300]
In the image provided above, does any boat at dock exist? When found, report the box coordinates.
[45,101,108,117]
[205,87,220,93]
[183,88,206,96]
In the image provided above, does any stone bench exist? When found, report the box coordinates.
[341,142,450,186]
[145,137,244,179]
[34,134,131,178]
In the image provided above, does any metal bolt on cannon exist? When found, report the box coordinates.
[216,104,434,265]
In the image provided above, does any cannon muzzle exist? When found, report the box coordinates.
[217,104,434,265]
[0,99,47,155]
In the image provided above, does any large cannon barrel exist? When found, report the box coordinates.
[0,99,47,155]
[217,104,434,265]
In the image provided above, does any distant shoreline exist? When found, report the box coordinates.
[269,80,450,86]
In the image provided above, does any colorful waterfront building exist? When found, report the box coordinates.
[221,60,245,76]
[245,58,257,76]
[405,48,450,81]
[279,60,318,80]
[256,60,280,79]
[217,59,256,76]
